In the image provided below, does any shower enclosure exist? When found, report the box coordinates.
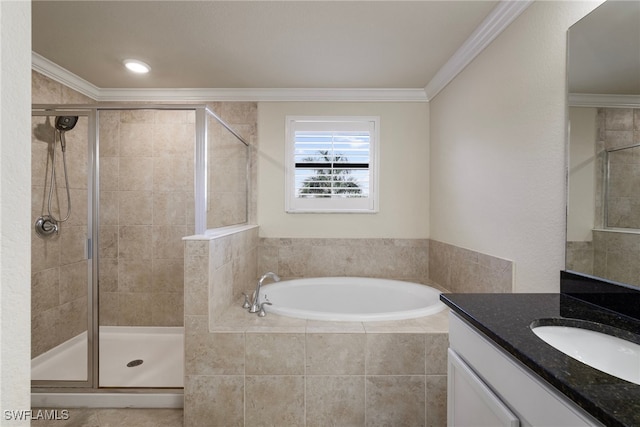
[30,104,249,400]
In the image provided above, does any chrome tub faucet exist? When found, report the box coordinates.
[248,272,280,314]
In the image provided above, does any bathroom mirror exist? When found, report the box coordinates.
[565,0,640,286]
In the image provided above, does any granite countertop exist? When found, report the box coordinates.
[440,291,640,427]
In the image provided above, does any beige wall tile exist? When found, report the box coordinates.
[120,123,154,157]
[118,259,153,292]
[185,332,244,376]
[59,261,88,304]
[99,157,119,190]
[99,292,119,326]
[118,226,153,259]
[306,376,365,427]
[120,110,155,124]
[366,376,426,427]
[306,333,365,375]
[426,375,447,427]
[31,268,59,314]
[31,307,61,357]
[119,191,153,225]
[366,334,425,375]
[118,293,153,326]
[245,376,305,426]
[151,292,184,326]
[99,191,119,225]
[245,333,305,375]
[31,232,60,272]
[184,375,244,427]
[153,123,194,157]
[99,226,118,259]
[152,226,186,259]
[58,297,87,341]
[154,192,186,225]
[32,70,62,104]
[98,111,120,157]
[184,255,209,316]
[59,225,87,265]
[425,333,448,375]
[119,157,153,191]
[153,157,189,192]
[152,258,184,292]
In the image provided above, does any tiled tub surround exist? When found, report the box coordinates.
[184,230,449,426]
[184,231,514,425]
[258,238,430,283]
[428,239,513,293]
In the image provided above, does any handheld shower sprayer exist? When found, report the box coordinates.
[35,115,79,238]
[55,116,78,152]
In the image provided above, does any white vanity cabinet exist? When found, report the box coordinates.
[447,312,604,427]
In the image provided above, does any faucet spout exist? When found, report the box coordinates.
[249,272,280,313]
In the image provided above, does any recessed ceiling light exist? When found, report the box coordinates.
[123,59,151,74]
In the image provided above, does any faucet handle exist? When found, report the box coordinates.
[258,301,272,317]
[241,292,252,309]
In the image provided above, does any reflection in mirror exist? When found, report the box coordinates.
[566,0,640,286]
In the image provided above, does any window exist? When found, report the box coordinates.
[285,116,379,213]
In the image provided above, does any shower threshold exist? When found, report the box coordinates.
[32,326,184,387]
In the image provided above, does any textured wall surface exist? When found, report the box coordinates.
[429,1,602,293]
[1,0,32,421]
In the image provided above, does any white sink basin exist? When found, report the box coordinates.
[531,324,640,385]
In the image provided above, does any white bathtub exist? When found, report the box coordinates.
[259,277,445,322]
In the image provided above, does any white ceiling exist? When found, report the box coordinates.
[32,1,500,92]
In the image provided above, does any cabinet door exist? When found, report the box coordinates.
[448,348,520,427]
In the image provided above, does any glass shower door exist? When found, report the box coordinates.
[31,110,94,386]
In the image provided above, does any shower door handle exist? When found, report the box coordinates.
[86,238,93,259]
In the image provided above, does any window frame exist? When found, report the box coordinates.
[285,115,380,213]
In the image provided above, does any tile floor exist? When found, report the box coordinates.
[30,408,183,427]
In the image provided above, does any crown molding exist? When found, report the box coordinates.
[424,0,533,101]
[568,93,640,108]
[97,87,428,103]
[32,52,101,100]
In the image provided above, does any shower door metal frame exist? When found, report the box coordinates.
[31,103,250,394]
[31,108,97,389]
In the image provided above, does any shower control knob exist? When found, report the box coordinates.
[35,215,58,239]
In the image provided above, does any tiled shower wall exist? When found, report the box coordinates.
[98,109,195,326]
[31,71,93,357]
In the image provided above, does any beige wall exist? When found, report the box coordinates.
[257,102,429,238]
[567,107,597,242]
[429,1,602,293]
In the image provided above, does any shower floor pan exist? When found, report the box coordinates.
[32,326,184,388]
